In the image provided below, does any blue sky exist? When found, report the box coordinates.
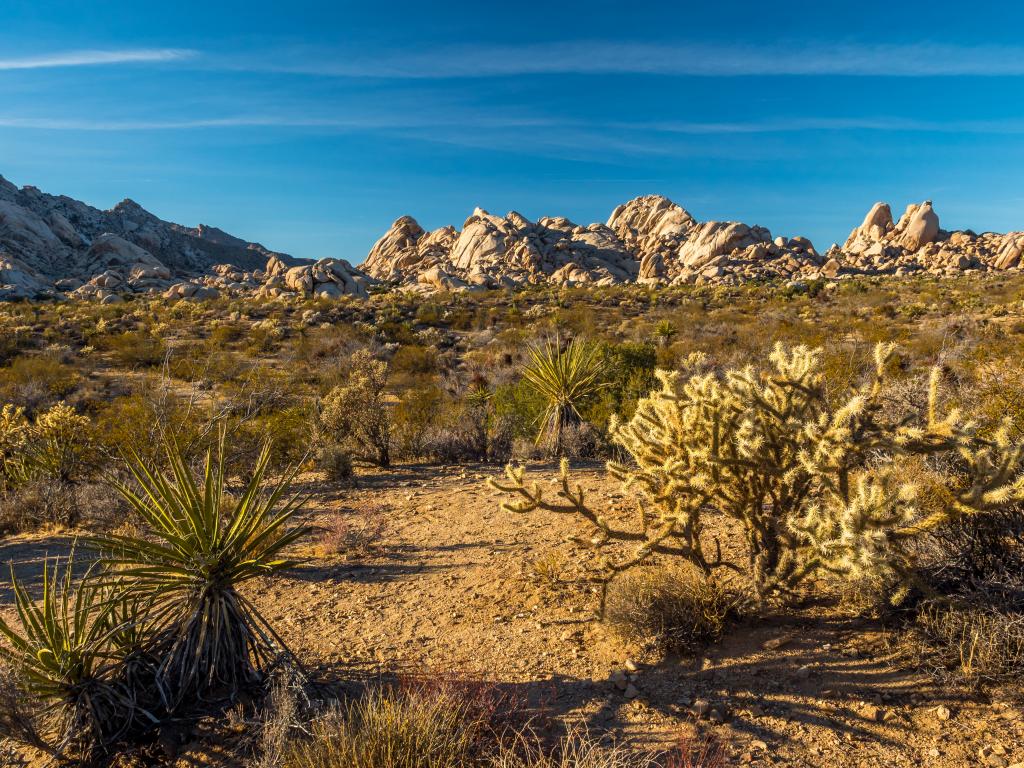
[2,1,1023,261]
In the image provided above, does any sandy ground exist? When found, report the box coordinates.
[1,462,1022,767]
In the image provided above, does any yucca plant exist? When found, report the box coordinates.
[0,556,144,758]
[521,337,605,457]
[89,437,310,705]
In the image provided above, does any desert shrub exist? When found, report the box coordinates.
[229,404,314,477]
[320,349,392,467]
[24,401,93,484]
[0,354,80,411]
[316,443,354,483]
[604,566,746,653]
[393,383,447,460]
[486,414,516,464]
[0,479,79,533]
[520,337,605,457]
[415,388,492,464]
[318,506,390,558]
[391,344,439,377]
[493,343,1024,610]
[91,389,208,466]
[584,342,657,429]
[555,422,604,460]
[281,684,493,768]
[99,330,166,368]
[89,437,310,702]
[492,379,545,439]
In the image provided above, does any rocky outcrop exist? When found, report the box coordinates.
[360,195,1023,292]
[256,257,373,300]
[360,195,821,290]
[3,171,1022,302]
[0,173,303,300]
[832,200,1024,277]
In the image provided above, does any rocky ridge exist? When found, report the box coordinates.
[0,174,313,302]
[361,195,1024,293]
[1,172,1022,302]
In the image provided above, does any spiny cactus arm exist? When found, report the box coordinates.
[489,461,650,544]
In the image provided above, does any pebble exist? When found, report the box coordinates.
[624,683,639,699]
[690,698,712,718]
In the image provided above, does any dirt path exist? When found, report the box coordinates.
[2,463,1022,767]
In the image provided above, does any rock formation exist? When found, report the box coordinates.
[1,171,1021,302]
[359,195,824,291]
[0,173,301,300]
[836,200,1024,277]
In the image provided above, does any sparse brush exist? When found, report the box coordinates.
[0,557,146,759]
[604,566,746,653]
[664,733,728,768]
[319,505,390,559]
[281,684,491,768]
[316,443,354,484]
[490,727,664,768]
[528,551,565,587]
[910,602,1024,686]
[0,662,48,755]
[88,436,310,704]
[521,337,605,458]
[320,349,392,467]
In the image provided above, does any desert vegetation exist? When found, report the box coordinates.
[1,273,1024,765]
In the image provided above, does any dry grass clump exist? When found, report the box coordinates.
[280,684,495,768]
[603,566,747,653]
[491,728,668,768]
[909,603,1024,687]
[262,680,700,768]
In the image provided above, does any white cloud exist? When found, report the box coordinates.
[0,49,195,71]
[244,41,1024,78]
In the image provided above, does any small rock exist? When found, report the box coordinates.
[624,658,639,672]
[762,633,794,651]
[623,684,639,699]
[690,698,712,718]
[935,704,952,721]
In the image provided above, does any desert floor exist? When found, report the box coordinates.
[2,462,1022,768]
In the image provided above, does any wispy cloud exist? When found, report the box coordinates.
[244,41,1024,78]
[0,49,195,71]
[632,117,1024,134]
[0,113,561,131]
[6,113,1024,136]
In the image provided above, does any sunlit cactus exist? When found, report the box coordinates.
[492,342,1024,610]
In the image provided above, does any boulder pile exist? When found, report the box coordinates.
[360,195,1024,291]
[834,201,1024,276]
[1,170,1022,302]
[360,195,830,290]
[255,255,373,299]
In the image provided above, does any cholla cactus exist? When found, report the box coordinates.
[0,402,92,487]
[0,404,30,488]
[491,342,1024,609]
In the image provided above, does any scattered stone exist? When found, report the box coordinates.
[690,698,712,718]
